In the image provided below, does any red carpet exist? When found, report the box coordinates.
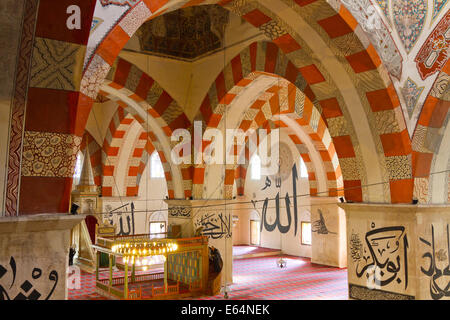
[68,255,348,300]
[233,245,280,256]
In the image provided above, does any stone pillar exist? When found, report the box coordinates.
[310,197,346,268]
[340,203,450,300]
[166,199,233,287]
[0,214,85,300]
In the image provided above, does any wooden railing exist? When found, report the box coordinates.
[134,272,164,283]
[151,282,180,297]
[189,280,201,291]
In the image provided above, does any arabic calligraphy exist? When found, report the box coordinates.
[0,257,58,300]
[105,202,135,236]
[169,206,191,218]
[195,212,232,240]
[419,224,450,300]
[312,209,336,235]
[350,232,363,262]
[355,225,409,290]
[253,164,299,236]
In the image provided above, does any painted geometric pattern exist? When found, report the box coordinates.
[375,0,390,20]
[167,251,201,285]
[339,0,403,78]
[433,0,448,20]
[392,0,427,53]
[80,132,102,187]
[415,10,450,80]
[30,37,86,91]
[401,78,425,118]
[100,0,139,7]
[21,131,82,177]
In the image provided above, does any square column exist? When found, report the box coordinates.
[0,214,85,300]
[310,197,346,268]
[340,203,450,300]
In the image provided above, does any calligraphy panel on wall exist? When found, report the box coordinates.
[417,213,450,300]
[345,206,417,300]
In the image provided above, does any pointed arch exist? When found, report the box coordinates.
[79,131,102,187]
[412,60,450,203]
[80,0,410,206]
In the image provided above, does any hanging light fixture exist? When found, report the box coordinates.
[277,257,287,269]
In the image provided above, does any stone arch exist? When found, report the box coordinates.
[100,101,178,198]
[124,130,170,197]
[199,72,342,199]
[79,131,102,187]
[412,60,450,203]
[98,58,191,198]
[193,39,409,203]
[81,0,410,205]
[101,106,136,196]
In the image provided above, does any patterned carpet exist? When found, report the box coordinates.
[68,255,348,300]
[233,245,280,256]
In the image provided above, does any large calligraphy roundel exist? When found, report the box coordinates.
[273,142,294,183]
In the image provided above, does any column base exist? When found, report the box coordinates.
[0,214,85,300]
[340,203,450,300]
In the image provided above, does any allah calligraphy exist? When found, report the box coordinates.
[354,225,409,290]
[312,209,336,235]
[419,224,450,300]
[0,257,58,300]
[254,164,299,236]
[105,202,135,236]
[195,212,232,240]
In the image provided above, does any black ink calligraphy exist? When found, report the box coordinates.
[355,226,409,290]
[419,224,450,300]
[195,213,232,239]
[254,165,299,235]
[0,257,59,300]
[312,209,336,235]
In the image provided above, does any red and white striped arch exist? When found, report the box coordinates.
[97,56,190,198]
[79,131,102,187]
[101,106,135,196]
[232,123,323,198]
[124,130,173,198]
[200,72,342,199]
[82,0,412,203]
[412,59,450,204]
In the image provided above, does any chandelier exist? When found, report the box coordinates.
[111,240,179,265]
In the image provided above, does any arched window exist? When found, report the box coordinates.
[299,157,308,178]
[150,152,165,178]
[73,151,83,185]
[251,154,261,180]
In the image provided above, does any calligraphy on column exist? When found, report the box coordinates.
[419,224,450,300]
[0,257,58,300]
[312,209,336,235]
[355,225,409,290]
[195,212,232,240]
